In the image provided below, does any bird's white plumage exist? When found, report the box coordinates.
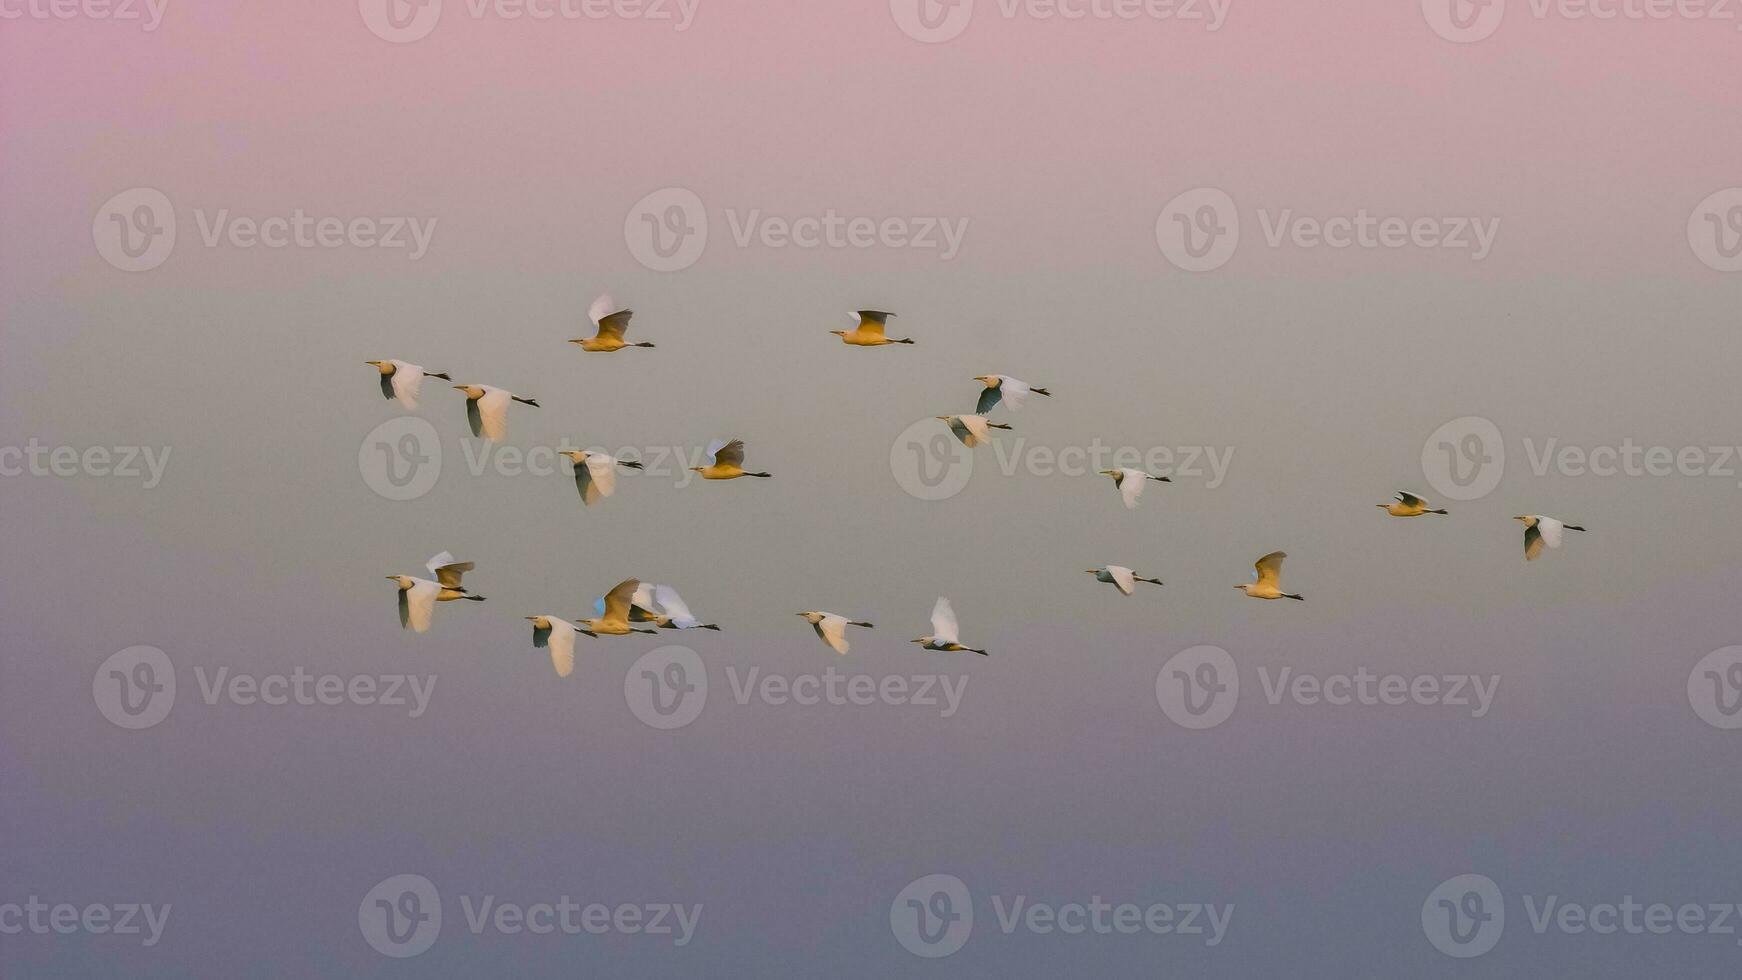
[929,597,960,646]
[705,438,745,468]
[812,613,851,654]
[1534,515,1566,549]
[992,375,1032,410]
[570,452,620,505]
[652,584,704,629]
[588,293,618,326]
[462,386,515,441]
[1105,565,1137,595]
[531,616,577,678]
[387,360,427,409]
[944,415,995,448]
[1116,469,1146,509]
[401,579,439,633]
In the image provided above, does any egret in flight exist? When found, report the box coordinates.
[936,414,1010,448]
[648,584,722,631]
[1100,468,1170,510]
[524,616,580,678]
[452,384,539,441]
[387,551,485,633]
[691,438,771,480]
[912,597,988,655]
[831,311,914,346]
[1085,565,1163,596]
[560,449,643,505]
[1515,514,1587,561]
[796,611,873,655]
[974,375,1051,414]
[1236,551,1303,601]
[365,360,449,410]
[575,578,660,637]
[1379,491,1448,517]
[572,294,655,352]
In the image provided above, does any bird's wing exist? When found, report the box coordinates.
[653,584,698,628]
[547,622,576,678]
[1119,471,1144,509]
[404,580,438,633]
[588,293,617,326]
[1537,517,1565,549]
[713,439,746,469]
[601,578,640,626]
[1395,491,1425,508]
[976,386,1002,415]
[425,552,456,575]
[815,616,849,654]
[597,310,633,342]
[929,597,960,645]
[1254,551,1286,588]
[477,388,510,442]
[581,454,616,502]
[389,362,424,408]
[466,398,484,439]
[997,376,1031,410]
[1109,566,1136,595]
[945,417,976,448]
[432,559,473,589]
[854,311,889,337]
[573,461,601,505]
[961,416,989,445]
[532,621,551,648]
[1524,522,1545,560]
[397,589,410,629]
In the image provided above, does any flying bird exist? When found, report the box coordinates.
[936,414,1010,448]
[1379,491,1448,517]
[648,584,722,631]
[690,438,771,480]
[1100,468,1171,510]
[575,578,660,637]
[572,294,655,352]
[452,384,539,441]
[912,597,988,655]
[386,551,485,633]
[1515,514,1587,561]
[796,611,873,655]
[365,360,449,410]
[974,375,1051,414]
[524,615,580,678]
[560,449,643,505]
[1085,564,1163,596]
[1235,551,1303,601]
[831,311,914,346]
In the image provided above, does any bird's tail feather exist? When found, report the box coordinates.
[748,472,772,478]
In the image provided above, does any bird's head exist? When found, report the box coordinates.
[559,450,587,463]
[366,360,392,374]
[796,611,823,624]
[1098,469,1119,478]
[973,375,994,386]
[452,384,483,399]
[386,575,411,589]
[1513,515,1532,524]
[525,615,550,628]
[910,636,931,645]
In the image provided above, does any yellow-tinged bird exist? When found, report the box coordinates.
[911,597,989,655]
[690,438,771,480]
[1378,491,1448,517]
[571,294,655,352]
[830,311,914,346]
[365,360,449,410]
[574,578,661,637]
[1235,551,1304,601]
[524,615,580,677]
[936,414,1011,448]
[386,551,486,633]
[1514,514,1587,561]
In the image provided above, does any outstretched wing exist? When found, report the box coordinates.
[403,581,438,633]
[546,621,575,678]
[431,558,473,589]
[476,388,510,442]
[597,310,634,342]
[466,398,484,439]
[929,597,960,645]
[653,584,699,628]
[996,376,1031,410]
[1119,470,1144,510]
[389,362,424,409]
[1254,551,1286,589]
[588,293,618,326]
[712,439,746,469]
[1109,566,1136,595]
[853,311,890,337]
[600,578,640,627]
[976,385,1002,415]
[1537,517,1565,549]
[1395,491,1425,508]
[1524,522,1545,560]
[814,616,850,655]
[582,453,617,501]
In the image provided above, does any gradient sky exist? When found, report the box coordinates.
[5,1,1742,976]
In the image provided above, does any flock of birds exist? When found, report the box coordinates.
[368,298,1590,676]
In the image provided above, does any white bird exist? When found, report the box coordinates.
[1085,564,1163,596]
[575,578,660,637]
[365,360,449,410]
[796,611,874,655]
[571,294,655,352]
[973,375,1051,414]
[1235,551,1303,601]
[690,438,772,480]
[386,551,485,633]
[452,384,539,441]
[649,584,722,631]
[1100,467,1171,510]
[830,310,914,346]
[1378,490,1448,517]
[1514,514,1587,561]
[559,449,643,505]
[524,615,580,678]
[911,597,989,655]
[936,414,1011,448]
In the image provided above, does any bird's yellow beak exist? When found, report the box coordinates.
[1512,515,1527,522]
[909,638,925,644]
[365,360,381,366]
[452,384,466,390]
[934,415,950,421]
[829,330,845,336]
[1098,469,1116,477]
[385,575,397,580]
